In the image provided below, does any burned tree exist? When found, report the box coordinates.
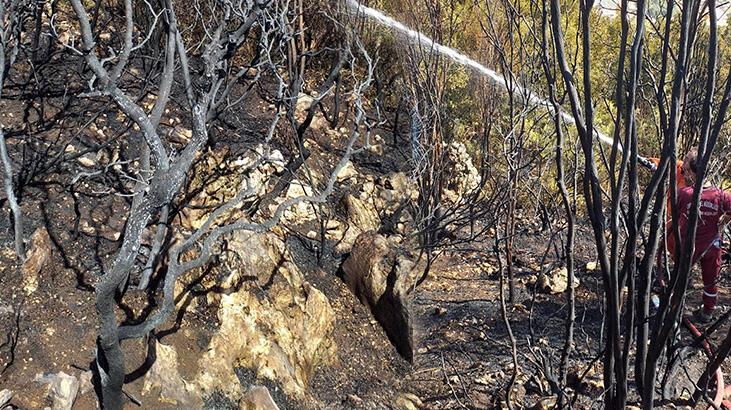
[543,0,731,406]
[65,0,381,407]
[0,0,31,261]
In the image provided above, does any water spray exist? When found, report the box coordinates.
[345,0,657,171]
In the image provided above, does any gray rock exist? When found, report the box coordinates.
[341,232,418,362]
[21,227,52,294]
[79,371,93,395]
[239,386,280,410]
[0,389,12,408]
[34,372,79,410]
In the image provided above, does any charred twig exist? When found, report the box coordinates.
[0,303,21,376]
[440,352,468,409]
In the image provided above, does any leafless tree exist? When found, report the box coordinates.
[65,0,380,407]
[0,0,31,261]
[396,0,550,292]
[544,0,731,406]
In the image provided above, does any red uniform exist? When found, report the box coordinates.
[677,186,731,311]
[648,158,686,262]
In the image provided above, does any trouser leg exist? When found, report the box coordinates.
[699,243,721,312]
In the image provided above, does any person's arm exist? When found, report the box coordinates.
[639,156,659,172]
[643,157,660,172]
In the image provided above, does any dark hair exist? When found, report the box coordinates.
[684,148,698,173]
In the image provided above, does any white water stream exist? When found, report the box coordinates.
[346,0,629,155]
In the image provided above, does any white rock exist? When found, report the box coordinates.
[336,161,358,182]
[76,154,95,168]
[35,372,79,410]
[142,341,199,407]
[22,227,52,294]
[0,389,12,407]
[296,93,315,113]
[267,149,285,173]
[537,267,580,294]
[281,181,317,223]
[79,371,93,395]
[239,386,280,410]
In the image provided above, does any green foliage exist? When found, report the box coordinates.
[361,0,731,198]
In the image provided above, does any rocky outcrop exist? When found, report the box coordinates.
[442,142,481,203]
[332,194,381,254]
[180,145,283,230]
[195,230,336,400]
[336,161,358,183]
[280,180,317,222]
[142,340,200,407]
[341,231,420,361]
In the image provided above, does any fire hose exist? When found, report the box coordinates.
[682,317,731,409]
[637,155,657,171]
[346,1,724,405]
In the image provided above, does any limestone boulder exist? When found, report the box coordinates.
[142,341,200,407]
[333,194,381,254]
[442,142,481,203]
[336,161,359,182]
[0,390,11,409]
[181,146,273,230]
[34,372,78,410]
[196,230,336,400]
[341,231,419,361]
[281,180,317,223]
[343,194,379,232]
[295,93,315,113]
[394,392,423,410]
[239,386,280,410]
[386,172,418,203]
[232,145,285,175]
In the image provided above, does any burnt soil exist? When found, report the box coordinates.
[1,74,730,410]
[3,186,731,410]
